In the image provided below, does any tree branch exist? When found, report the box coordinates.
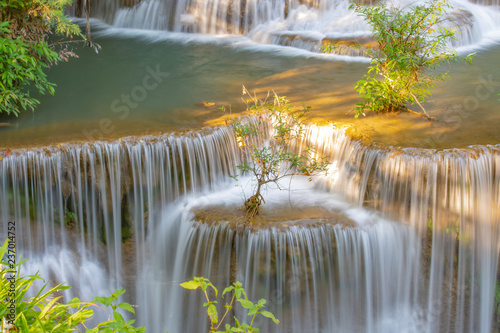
[409,91,434,119]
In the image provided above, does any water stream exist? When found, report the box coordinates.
[86,0,500,51]
[1,123,499,332]
[1,16,500,148]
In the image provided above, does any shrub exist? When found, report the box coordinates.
[0,239,92,331]
[225,88,330,222]
[88,289,146,333]
[181,277,279,333]
[0,0,97,115]
[0,240,145,332]
[326,0,474,119]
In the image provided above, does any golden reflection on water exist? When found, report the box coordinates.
[1,44,499,150]
[242,60,500,149]
[0,103,234,149]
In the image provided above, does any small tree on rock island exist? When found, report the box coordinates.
[225,87,330,223]
[324,0,474,119]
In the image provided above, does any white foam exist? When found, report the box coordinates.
[179,174,398,228]
[78,0,500,57]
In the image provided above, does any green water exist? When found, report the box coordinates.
[0,23,499,149]
[0,25,334,147]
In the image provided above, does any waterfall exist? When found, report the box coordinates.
[305,124,500,332]
[0,127,240,303]
[141,214,421,333]
[1,123,499,332]
[79,0,500,52]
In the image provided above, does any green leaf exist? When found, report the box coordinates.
[93,295,113,307]
[222,285,235,296]
[118,302,135,314]
[207,282,218,298]
[180,280,201,290]
[238,299,254,309]
[207,303,218,325]
[114,288,126,297]
[260,310,279,325]
[248,305,258,316]
[113,310,126,324]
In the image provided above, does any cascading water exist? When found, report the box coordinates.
[80,0,500,52]
[141,207,422,333]
[0,127,240,307]
[1,121,499,332]
[305,124,500,332]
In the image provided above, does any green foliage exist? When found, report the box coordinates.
[321,40,368,57]
[181,277,279,333]
[65,208,77,225]
[0,239,92,332]
[427,218,433,236]
[0,0,93,116]
[226,88,330,222]
[444,219,469,244]
[341,0,474,118]
[0,239,146,332]
[495,282,500,325]
[87,289,146,333]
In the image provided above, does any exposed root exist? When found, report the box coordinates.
[244,194,265,225]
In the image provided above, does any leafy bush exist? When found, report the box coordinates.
[181,277,279,333]
[0,240,145,332]
[328,0,474,118]
[0,0,96,116]
[88,289,146,333]
[0,239,92,331]
[225,88,330,222]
